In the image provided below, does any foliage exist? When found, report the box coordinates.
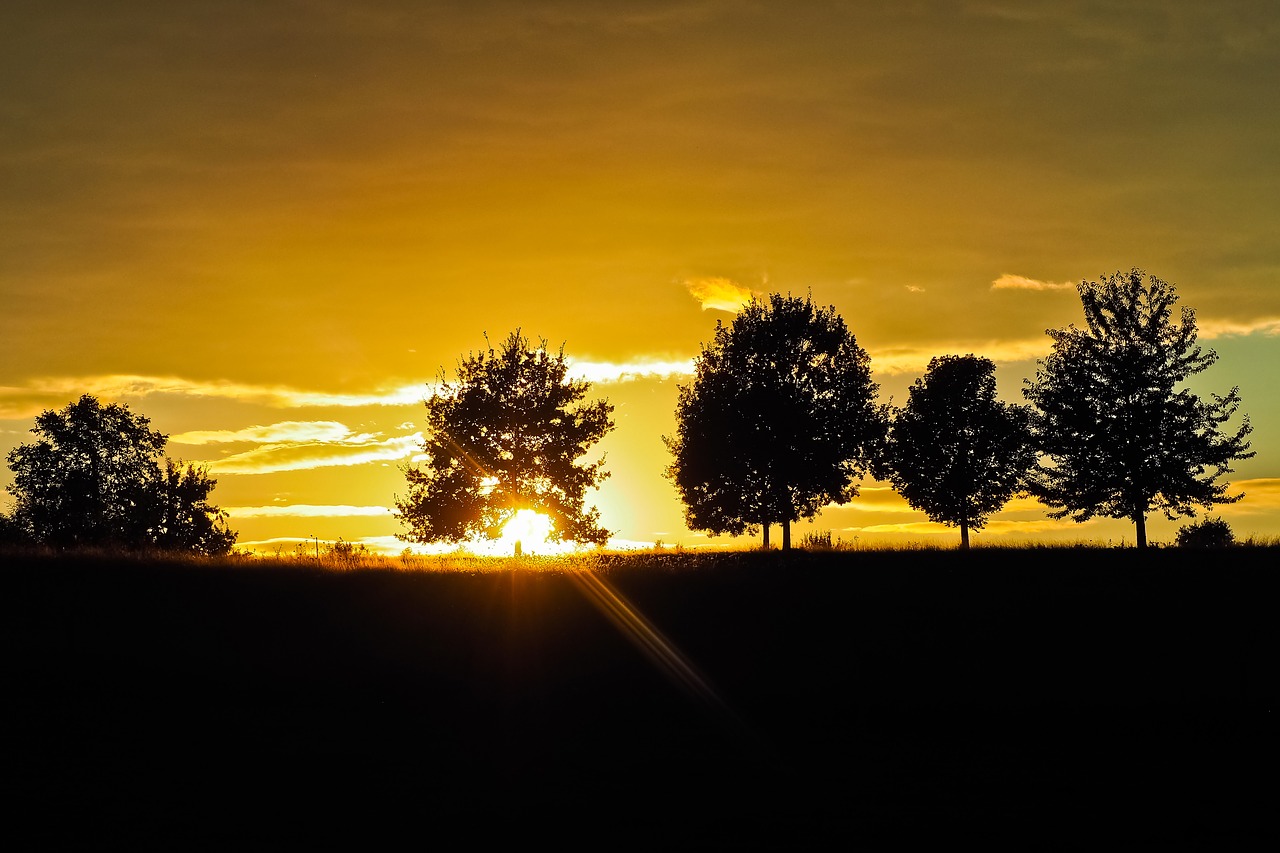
[396,330,615,547]
[1175,516,1235,549]
[148,458,239,556]
[664,292,887,550]
[0,510,29,549]
[876,355,1036,549]
[1023,269,1253,548]
[4,395,236,555]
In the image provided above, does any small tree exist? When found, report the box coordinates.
[664,293,887,550]
[396,330,615,549]
[5,395,236,554]
[876,355,1036,549]
[1023,269,1253,548]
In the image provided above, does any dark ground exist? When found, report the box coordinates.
[6,548,1276,850]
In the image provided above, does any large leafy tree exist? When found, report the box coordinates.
[1022,269,1253,548]
[876,355,1036,549]
[396,330,615,549]
[665,293,887,550]
[5,395,236,554]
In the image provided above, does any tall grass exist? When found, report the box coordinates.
[4,534,1276,575]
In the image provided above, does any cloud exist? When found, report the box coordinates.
[224,504,395,518]
[1197,317,1280,339]
[566,358,695,384]
[683,276,755,313]
[0,374,436,420]
[849,517,1087,536]
[991,274,1077,291]
[827,484,912,513]
[171,421,378,446]
[0,360,710,421]
[867,337,1051,375]
[1221,478,1280,513]
[202,433,422,475]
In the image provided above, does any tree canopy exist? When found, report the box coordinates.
[664,293,886,550]
[4,395,236,555]
[1022,269,1253,548]
[396,330,615,550]
[876,355,1036,549]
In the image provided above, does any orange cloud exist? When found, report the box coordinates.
[171,421,378,446]
[201,434,422,475]
[1220,478,1280,513]
[991,274,1077,291]
[683,276,755,313]
[1197,317,1280,339]
[0,374,434,419]
[867,337,1051,375]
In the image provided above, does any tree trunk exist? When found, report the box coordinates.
[1134,514,1147,549]
[762,522,770,550]
[960,520,970,550]
[782,519,791,552]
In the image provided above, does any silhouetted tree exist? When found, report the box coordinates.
[147,457,239,556]
[5,395,237,554]
[1023,269,1253,548]
[664,293,887,550]
[396,330,615,548]
[876,355,1036,549]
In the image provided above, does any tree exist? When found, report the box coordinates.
[876,355,1036,549]
[147,457,239,556]
[1022,269,1253,548]
[396,330,615,549]
[5,395,236,554]
[664,293,887,550]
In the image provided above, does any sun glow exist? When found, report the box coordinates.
[495,509,577,557]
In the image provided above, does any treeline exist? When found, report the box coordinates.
[399,267,1253,551]
[1,268,1255,556]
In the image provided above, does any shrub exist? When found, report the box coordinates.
[1175,516,1235,549]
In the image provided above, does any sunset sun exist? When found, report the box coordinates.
[498,509,556,556]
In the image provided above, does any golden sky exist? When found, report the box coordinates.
[3,1,1277,552]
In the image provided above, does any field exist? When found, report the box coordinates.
[7,546,1276,850]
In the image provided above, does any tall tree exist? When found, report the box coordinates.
[1022,269,1253,548]
[396,330,615,549]
[665,293,886,550]
[5,394,236,554]
[876,355,1035,549]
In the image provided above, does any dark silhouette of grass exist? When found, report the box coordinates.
[6,546,1275,850]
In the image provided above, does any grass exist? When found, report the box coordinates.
[6,544,1276,849]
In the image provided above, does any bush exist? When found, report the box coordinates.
[1175,516,1235,549]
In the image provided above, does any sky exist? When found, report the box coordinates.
[2,1,1277,554]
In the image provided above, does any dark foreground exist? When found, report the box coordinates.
[6,548,1276,850]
